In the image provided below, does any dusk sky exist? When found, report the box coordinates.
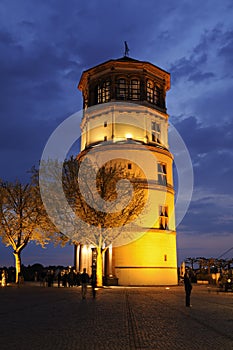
[0,0,233,267]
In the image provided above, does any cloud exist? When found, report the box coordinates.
[187,71,215,83]
[173,113,233,245]
[177,231,233,262]
[173,116,233,194]
[170,54,209,83]
[174,116,233,153]
[0,30,16,44]
[169,24,233,86]
[218,29,233,69]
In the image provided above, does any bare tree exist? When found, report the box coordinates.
[75,158,147,286]
[39,155,148,286]
[0,179,58,283]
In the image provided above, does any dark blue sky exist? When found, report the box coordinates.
[0,0,233,267]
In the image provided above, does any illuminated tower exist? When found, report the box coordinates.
[75,56,177,285]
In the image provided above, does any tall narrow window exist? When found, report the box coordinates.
[159,205,168,230]
[154,85,160,105]
[97,80,111,103]
[157,163,167,185]
[130,79,140,100]
[116,78,127,100]
[151,121,161,143]
[97,85,102,103]
[102,80,110,102]
[147,80,154,103]
[147,80,161,106]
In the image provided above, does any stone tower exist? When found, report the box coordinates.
[75,56,177,285]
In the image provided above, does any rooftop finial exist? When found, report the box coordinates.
[124,41,130,57]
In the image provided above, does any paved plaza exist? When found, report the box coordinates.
[0,283,232,350]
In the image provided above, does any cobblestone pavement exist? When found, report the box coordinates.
[0,284,232,350]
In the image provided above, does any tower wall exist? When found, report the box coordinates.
[80,103,169,151]
[77,56,178,285]
[113,231,177,285]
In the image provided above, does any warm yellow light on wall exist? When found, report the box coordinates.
[82,245,87,257]
[125,133,133,139]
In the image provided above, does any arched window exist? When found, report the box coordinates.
[97,80,111,104]
[102,80,110,102]
[154,85,160,105]
[147,80,154,103]
[147,80,161,106]
[116,78,127,100]
[130,79,140,100]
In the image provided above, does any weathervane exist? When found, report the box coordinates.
[124,41,130,56]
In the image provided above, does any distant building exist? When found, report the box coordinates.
[74,56,177,285]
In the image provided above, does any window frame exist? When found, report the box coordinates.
[151,121,161,143]
[146,79,154,103]
[147,79,160,106]
[159,205,169,230]
[130,79,140,100]
[157,162,167,185]
[116,78,128,100]
[97,79,111,104]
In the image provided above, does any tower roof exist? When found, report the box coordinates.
[78,56,170,92]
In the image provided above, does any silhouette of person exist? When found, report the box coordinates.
[184,269,192,307]
[91,269,97,299]
[80,268,89,299]
[57,271,61,287]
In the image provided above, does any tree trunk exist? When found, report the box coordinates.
[14,251,22,284]
[96,247,103,287]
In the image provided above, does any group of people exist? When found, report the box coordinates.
[2,264,192,305]
[38,268,80,288]
[38,267,97,299]
[57,269,81,288]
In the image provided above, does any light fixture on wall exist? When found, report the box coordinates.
[125,133,132,139]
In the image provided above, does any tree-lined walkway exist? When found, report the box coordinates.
[0,285,232,349]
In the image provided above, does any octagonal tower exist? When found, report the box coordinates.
[75,56,177,285]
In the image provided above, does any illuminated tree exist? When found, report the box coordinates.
[39,155,148,286]
[0,179,59,283]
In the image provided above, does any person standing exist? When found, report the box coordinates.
[184,269,192,307]
[91,269,97,299]
[57,271,61,288]
[80,268,89,299]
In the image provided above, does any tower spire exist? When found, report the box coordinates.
[124,41,130,57]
